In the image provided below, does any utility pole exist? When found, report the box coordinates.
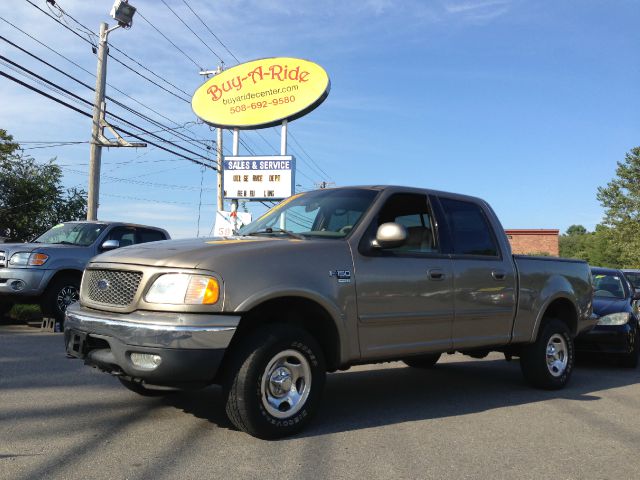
[87,2,141,220]
[87,22,109,221]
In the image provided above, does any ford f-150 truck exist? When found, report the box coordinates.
[0,221,169,322]
[64,186,594,438]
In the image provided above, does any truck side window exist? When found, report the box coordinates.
[439,198,499,257]
[376,193,438,254]
[137,229,167,243]
[107,227,136,247]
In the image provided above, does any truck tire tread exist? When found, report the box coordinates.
[222,323,326,439]
[520,318,574,390]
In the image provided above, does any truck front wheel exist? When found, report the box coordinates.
[223,324,326,439]
[520,318,574,390]
[41,275,81,325]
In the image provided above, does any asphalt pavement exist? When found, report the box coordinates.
[1,322,639,480]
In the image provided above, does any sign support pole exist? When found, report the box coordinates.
[280,120,288,155]
[216,127,223,211]
[230,128,239,232]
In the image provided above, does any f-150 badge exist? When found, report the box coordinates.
[329,270,351,283]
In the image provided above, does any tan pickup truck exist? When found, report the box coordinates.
[65,186,594,438]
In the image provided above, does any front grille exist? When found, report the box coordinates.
[84,269,142,306]
[0,251,6,268]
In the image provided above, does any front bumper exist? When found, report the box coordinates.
[0,268,50,298]
[575,323,637,355]
[64,303,240,387]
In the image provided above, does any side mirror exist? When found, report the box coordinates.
[633,290,640,301]
[101,239,120,251]
[373,222,407,249]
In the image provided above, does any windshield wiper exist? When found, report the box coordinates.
[56,241,76,245]
[247,228,305,240]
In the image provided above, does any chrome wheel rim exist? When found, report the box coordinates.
[56,286,79,313]
[260,349,311,419]
[546,333,569,377]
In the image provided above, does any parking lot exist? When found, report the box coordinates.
[1,322,640,480]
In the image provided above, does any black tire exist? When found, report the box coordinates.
[118,378,178,397]
[41,274,81,324]
[619,330,639,369]
[520,319,574,390]
[223,324,326,439]
[403,353,441,369]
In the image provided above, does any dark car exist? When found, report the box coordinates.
[622,269,640,290]
[575,267,640,367]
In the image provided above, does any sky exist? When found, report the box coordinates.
[1,0,638,238]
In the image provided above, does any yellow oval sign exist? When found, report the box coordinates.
[192,57,330,129]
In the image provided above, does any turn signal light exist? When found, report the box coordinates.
[28,253,49,266]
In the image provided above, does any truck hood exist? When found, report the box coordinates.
[89,236,313,270]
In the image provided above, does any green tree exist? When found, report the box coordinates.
[0,129,87,242]
[559,224,622,268]
[566,224,587,236]
[597,146,640,268]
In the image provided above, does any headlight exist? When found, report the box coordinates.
[145,274,219,305]
[9,252,49,266]
[9,252,31,266]
[597,312,630,326]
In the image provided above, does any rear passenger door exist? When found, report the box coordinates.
[437,197,517,349]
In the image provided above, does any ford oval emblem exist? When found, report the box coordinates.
[97,279,110,291]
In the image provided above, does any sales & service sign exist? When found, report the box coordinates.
[192,57,330,129]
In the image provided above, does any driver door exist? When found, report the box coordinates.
[352,192,454,360]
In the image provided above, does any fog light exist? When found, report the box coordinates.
[130,352,162,370]
[10,280,25,291]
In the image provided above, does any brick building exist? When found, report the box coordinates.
[505,229,559,256]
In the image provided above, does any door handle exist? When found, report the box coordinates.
[492,270,506,281]
[428,269,445,281]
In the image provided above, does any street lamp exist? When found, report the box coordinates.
[110,0,137,28]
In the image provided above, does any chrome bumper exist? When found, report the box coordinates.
[65,303,239,350]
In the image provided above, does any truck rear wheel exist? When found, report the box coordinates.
[403,353,441,368]
[223,324,326,439]
[520,318,574,390]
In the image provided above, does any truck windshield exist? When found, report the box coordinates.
[34,223,107,247]
[239,188,379,239]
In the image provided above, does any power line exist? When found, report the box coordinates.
[15,4,196,106]
[0,33,213,156]
[46,1,194,98]
[160,0,224,64]
[181,0,241,64]
[0,70,215,169]
[136,10,203,70]
[0,56,214,164]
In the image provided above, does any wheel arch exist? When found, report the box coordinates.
[45,269,84,290]
[225,295,343,373]
[532,295,579,340]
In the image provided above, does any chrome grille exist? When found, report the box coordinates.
[0,251,6,268]
[84,269,142,306]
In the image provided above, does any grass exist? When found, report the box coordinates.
[10,304,42,322]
